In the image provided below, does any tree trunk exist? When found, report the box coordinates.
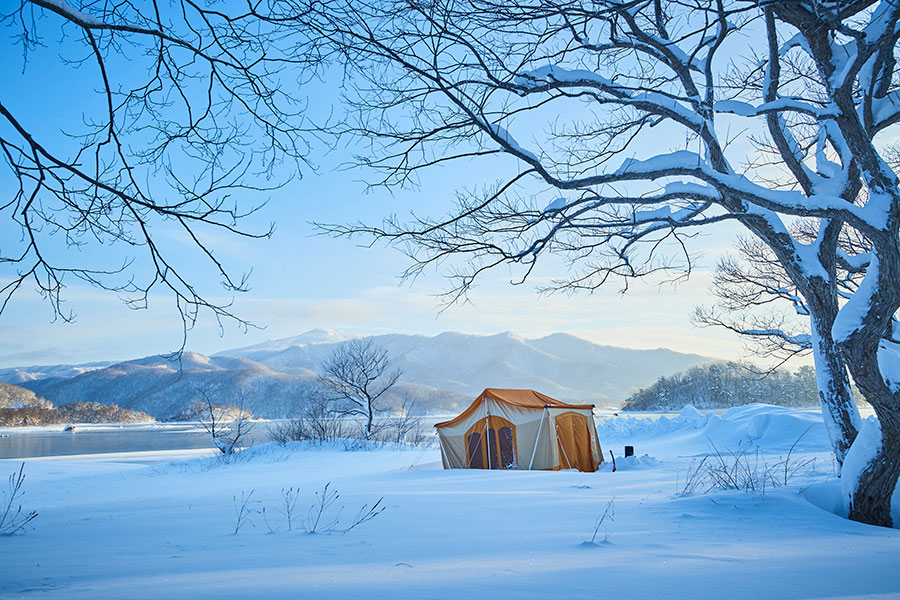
[844,335,900,526]
[840,245,900,528]
[808,313,861,467]
[850,411,900,527]
[784,243,861,469]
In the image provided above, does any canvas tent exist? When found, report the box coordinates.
[435,388,603,472]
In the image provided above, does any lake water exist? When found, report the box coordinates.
[0,407,868,460]
[0,422,278,459]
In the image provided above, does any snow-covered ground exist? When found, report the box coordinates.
[1,404,898,599]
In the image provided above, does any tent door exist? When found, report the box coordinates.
[465,416,517,469]
[554,412,596,472]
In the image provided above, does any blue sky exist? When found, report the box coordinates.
[0,7,755,369]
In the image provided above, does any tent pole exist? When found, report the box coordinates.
[484,412,492,470]
[436,429,451,469]
[528,407,548,470]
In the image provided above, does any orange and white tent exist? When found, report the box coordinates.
[435,388,603,472]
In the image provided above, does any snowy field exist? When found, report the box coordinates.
[1,404,899,600]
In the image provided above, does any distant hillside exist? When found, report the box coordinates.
[0,381,153,426]
[622,362,820,411]
[8,329,711,420]
[0,381,52,410]
[20,352,322,420]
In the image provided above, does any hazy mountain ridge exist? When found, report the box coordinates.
[6,329,710,419]
[0,361,113,384]
[223,330,707,402]
[20,352,319,419]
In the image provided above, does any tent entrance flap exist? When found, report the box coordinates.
[464,415,518,469]
[554,412,596,472]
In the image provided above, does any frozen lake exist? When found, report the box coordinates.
[0,422,277,459]
[0,407,870,459]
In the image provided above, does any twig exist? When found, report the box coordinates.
[0,463,38,535]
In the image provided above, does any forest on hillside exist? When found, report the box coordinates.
[622,362,837,411]
[0,382,154,426]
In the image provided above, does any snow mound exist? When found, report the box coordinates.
[614,454,658,471]
[597,404,709,440]
[599,404,830,454]
[677,404,707,425]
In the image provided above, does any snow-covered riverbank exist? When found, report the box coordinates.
[1,404,897,599]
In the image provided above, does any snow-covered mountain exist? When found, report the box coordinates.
[220,330,709,404]
[7,330,710,419]
[0,361,113,385]
[18,352,322,420]
[220,328,358,361]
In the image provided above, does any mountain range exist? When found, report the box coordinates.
[1,330,710,419]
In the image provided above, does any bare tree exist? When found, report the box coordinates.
[319,339,401,440]
[392,394,423,444]
[294,0,900,526]
[194,387,254,456]
[1,0,318,348]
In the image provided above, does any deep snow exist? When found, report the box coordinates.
[1,404,898,600]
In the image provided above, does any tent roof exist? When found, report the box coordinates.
[434,388,594,428]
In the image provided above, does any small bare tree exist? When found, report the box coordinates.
[392,395,424,445]
[194,387,254,456]
[319,339,401,440]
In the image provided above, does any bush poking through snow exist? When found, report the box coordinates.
[678,433,817,496]
[304,482,340,534]
[777,426,816,487]
[268,392,345,445]
[233,490,259,535]
[679,455,714,496]
[1,463,38,535]
[584,499,615,546]
[230,483,386,535]
[343,497,386,534]
[301,483,387,534]
[704,441,770,494]
[268,393,433,449]
[279,487,300,532]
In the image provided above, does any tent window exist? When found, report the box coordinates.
[466,432,484,469]
[463,415,518,470]
[487,428,499,469]
[499,426,516,469]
